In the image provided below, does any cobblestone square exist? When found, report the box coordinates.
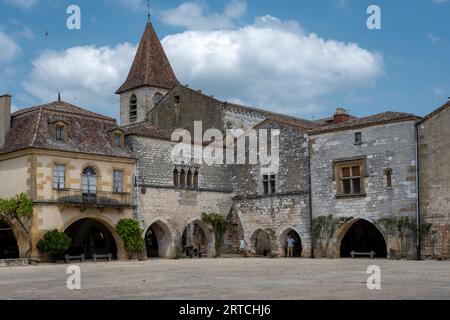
[1,258,449,300]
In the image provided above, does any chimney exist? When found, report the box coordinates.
[332,107,352,124]
[0,94,12,148]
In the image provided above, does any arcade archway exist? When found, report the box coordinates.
[340,219,387,258]
[181,220,213,257]
[65,218,118,259]
[0,220,19,259]
[250,229,271,257]
[279,228,302,257]
[145,221,172,258]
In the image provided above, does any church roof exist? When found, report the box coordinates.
[115,22,179,94]
[0,100,134,159]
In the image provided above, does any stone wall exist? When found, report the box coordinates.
[418,105,450,259]
[310,120,418,258]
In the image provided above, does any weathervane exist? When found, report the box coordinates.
[147,0,150,22]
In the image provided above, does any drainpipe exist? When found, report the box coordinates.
[415,122,421,261]
[307,136,314,258]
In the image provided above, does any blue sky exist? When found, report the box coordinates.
[0,0,449,121]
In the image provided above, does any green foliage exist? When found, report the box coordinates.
[37,229,72,261]
[201,212,229,256]
[115,218,145,254]
[0,193,33,258]
[0,193,33,220]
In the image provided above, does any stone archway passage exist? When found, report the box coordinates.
[0,220,19,259]
[340,220,387,258]
[182,222,208,257]
[281,229,302,257]
[145,221,172,258]
[250,230,271,257]
[65,218,118,259]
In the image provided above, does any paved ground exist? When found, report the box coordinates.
[0,258,449,300]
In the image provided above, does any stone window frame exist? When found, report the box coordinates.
[112,169,124,194]
[173,165,199,189]
[333,157,367,198]
[384,168,393,189]
[354,131,363,145]
[52,163,67,190]
[50,120,69,142]
[111,129,125,148]
[129,94,138,123]
[262,174,276,195]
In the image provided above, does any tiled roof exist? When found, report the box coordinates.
[0,101,134,158]
[418,100,450,124]
[308,111,421,135]
[123,122,173,141]
[254,115,321,131]
[115,22,179,94]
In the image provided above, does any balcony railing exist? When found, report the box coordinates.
[54,189,131,207]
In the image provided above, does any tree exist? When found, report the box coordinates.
[115,218,144,258]
[37,229,72,262]
[201,212,229,257]
[0,193,33,258]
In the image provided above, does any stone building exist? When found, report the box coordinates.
[309,110,420,259]
[418,100,450,259]
[0,96,135,261]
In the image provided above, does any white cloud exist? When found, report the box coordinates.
[23,43,137,116]
[161,0,247,30]
[427,33,440,45]
[432,0,448,4]
[0,30,21,64]
[162,15,383,116]
[4,0,38,9]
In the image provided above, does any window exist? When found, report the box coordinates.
[335,160,364,196]
[113,170,123,193]
[263,175,276,195]
[385,169,393,188]
[53,165,66,189]
[173,168,179,187]
[174,95,180,105]
[113,133,122,147]
[173,167,199,189]
[355,132,362,144]
[153,93,163,105]
[82,167,97,195]
[129,94,137,123]
[56,126,64,141]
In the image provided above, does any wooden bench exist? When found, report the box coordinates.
[351,251,375,259]
[92,253,112,262]
[65,254,85,263]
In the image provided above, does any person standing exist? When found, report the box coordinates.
[239,239,247,257]
[286,235,295,258]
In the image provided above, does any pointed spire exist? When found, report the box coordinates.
[115,22,179,94]
[147,0,151,22]
[58,92,61,101]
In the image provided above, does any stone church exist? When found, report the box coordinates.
[0,21,448,262]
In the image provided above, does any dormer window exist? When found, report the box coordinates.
[130,94,137,123]
[51,120,68,142]
[56,126,64,141]
[111,130,124,148]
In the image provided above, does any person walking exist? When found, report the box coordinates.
[286,235,295,258]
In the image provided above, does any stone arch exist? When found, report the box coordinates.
[181,219,215,257]
[0,218,30,259]
[0,219,19,259]
[62,215,126,260]
[278,228,303,257]
[224,208,244,254]
[333,218,388,258]
[249,228,271,257]
[145,219,174,258]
